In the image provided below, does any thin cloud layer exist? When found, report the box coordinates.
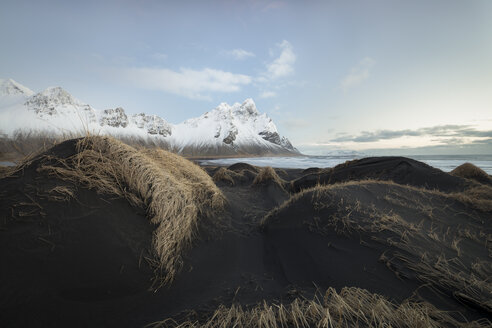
[259,90,277,98]
[262,1,286,12]
[331,125,492,143]
[121,67,252,100]
[340,57,375,91]
[150,52,168,61]
[226,48,256,60]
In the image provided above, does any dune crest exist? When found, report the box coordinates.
[36,136,226,286]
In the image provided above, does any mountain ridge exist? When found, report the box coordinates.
[0,79,298,156]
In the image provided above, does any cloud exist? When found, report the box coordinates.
[121,67,252,100]
[265,40,296,79]
[472,138,492,144]
[226,48,256,60]
[117,40,295,100]
[262,1,286,11]
[430,137,465,145]
[272,105,281,113]
[259,90,277,98]
[330,125,492,143]
[150,52,168,61]
[340,57,375,91]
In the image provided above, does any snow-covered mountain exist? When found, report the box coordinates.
[0,79,298,156]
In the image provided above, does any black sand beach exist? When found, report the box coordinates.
[0,137,491,327]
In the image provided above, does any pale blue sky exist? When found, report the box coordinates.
[1,0,491,154]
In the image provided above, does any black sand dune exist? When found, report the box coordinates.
[291,156,472,193]
[1,137,491,327]
[227,162,260,173]
[451,162,492,186]
[263,181,491,316]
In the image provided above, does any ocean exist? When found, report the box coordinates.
[199,154,492,174]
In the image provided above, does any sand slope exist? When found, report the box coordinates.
[0,140,491,327]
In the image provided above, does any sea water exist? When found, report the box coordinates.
[0,161,16,167]
[199,154,492,174]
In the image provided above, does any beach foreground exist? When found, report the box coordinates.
[0,136,491,327]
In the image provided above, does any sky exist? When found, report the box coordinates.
[1,0,491,155]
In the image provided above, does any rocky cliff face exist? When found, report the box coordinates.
[130,113,172,137]
[100,108,128,128]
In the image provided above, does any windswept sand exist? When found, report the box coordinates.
[0,139,491,327]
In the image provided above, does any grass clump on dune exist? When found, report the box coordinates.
[38,136,226,287]
[252,166,285,189]
[149,287,487,328]
[212,167,239,186]
[287,178,492,213]
[451,163,491,184]
[450,184,492,212]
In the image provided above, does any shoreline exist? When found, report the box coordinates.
[196,154,492,174]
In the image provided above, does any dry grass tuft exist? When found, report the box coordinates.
[48,185,75,202]
[446,184,492,213]
[149,287,488,327]
[212,167,239,186]
[451,163,491,184]
[252,166,285,189]
[274,168,288,177]
[37,136,226,287]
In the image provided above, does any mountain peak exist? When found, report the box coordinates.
[25,86,90,109]
[0,78,34,96]
[24,86,95,121]
[212,98,259,117]
[240,98,258,115]
[38,87,76,103]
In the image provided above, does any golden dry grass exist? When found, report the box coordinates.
[263,180,492,317]
[47,185,75,202]
[451,184,492,212]
[252,166,285,189]
[280,178,492,213]
[397,252,492,314]
[148,286,489,328]
[37,136,226,287]
[451,163,491,183]
[212,167,239,186]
